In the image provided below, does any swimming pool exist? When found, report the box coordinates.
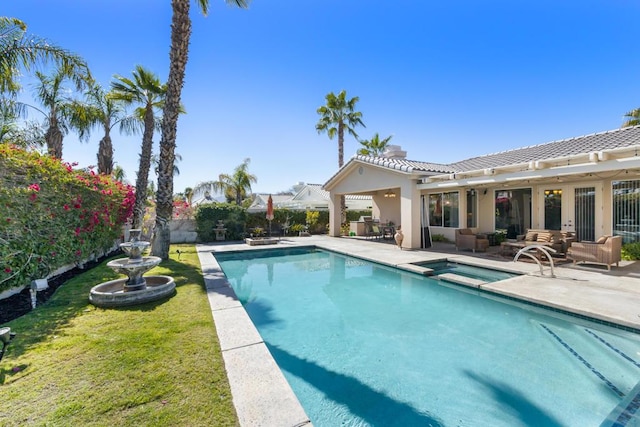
[215,247,640,426]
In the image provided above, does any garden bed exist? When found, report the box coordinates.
[0,252,116,324]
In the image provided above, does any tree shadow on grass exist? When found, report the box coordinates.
[463,370,563,426]
[267,344,444,426]
[2,252,198,361]
[2,256,123,359]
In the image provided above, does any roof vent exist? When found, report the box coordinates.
[382,145,407,159]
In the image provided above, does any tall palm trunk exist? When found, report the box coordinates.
[97,127,113,175]
[151,0,191,259]
[45,115,63,158]
[338,121,346,223]
[132,106,156,229]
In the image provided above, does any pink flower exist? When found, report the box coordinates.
[63,204,70,211]
[4,267,11,273]
[28,183,40,192]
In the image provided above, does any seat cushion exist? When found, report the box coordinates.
[524,231,537,241]
[596,236,609,244]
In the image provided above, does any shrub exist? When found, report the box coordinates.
[290,224,306,233]
[246,209,330,235]
[431,234,449,242]
[346,210,373,222]
[0,144,134,292]
[195,203,247,241]
[622,242,640,260]
[173,200,194,220]
[306,211,319,228]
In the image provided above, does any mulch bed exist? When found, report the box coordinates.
[0,252,117,324]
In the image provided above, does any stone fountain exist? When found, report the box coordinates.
[89,229,175,308]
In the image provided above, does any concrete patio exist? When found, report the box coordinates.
[196,235,640,426]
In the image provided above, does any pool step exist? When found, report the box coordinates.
[540,323,640,405]
[437,273,487,288]
[601,380,640,427]
[397,263,434,275]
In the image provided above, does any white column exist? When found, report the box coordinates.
[400,181,421,249]
[328,192,342,237]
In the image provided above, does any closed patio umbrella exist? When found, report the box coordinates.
[266,194,274,236]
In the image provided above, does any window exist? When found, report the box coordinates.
[495,188,531,238]
[544,189,562,230]
[613,179,640,243]
[428,191,459,228]
[466,189,477,228]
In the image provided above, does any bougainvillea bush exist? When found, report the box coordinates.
[0,144,135,293]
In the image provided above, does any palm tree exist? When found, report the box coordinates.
[183,187,194,205]
[195,158,257,206]
[316,89,365,222]
[31,63,88,158]
[316,90,365,167]
[151,152,182,177]
[0,17,87,96]
[357,133,393,156]
[112,165,127,183]
[622,108,640,128]
[0,117,45,150]
[72,80,131,175]
[111,65,166,229]
[152,0,250,259]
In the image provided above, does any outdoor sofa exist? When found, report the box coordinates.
[499,229,575,257]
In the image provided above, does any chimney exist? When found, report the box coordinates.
[382,145,407,159]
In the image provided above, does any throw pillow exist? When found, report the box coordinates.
[536,232,552,242]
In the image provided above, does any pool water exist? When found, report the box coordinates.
[413,260,519,282]
[215,248,640,426]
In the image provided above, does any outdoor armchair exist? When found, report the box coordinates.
[455,229,489,253]
[566,235,622,270]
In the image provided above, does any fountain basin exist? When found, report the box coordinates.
[106,256,161,291]
[120,240,150,261]
[89,275,176,308]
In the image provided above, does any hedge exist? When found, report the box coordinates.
[0,144,134,293]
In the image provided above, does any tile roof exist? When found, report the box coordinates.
[449,126,640,172]
[352,155,454,173]
[325,126,640,187]
[297,183,372,200]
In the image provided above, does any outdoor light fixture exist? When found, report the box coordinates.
[384,189,396,198]
[0,327,16,363]
[30,279,49,309]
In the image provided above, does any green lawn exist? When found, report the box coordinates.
[0,244,238,426]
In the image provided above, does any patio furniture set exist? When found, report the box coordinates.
[455,228,622,270]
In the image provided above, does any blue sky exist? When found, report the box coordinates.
[5,0,640,195]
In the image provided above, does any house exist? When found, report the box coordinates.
[324,128,640,249]
[247,183,372,212]
[246,193,294,212]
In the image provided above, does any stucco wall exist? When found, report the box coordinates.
[169,219,198,243]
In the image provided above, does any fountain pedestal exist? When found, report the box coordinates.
[89,229,176,308]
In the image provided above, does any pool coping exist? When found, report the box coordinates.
[197,249,312,427]
[197,236,640,426]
